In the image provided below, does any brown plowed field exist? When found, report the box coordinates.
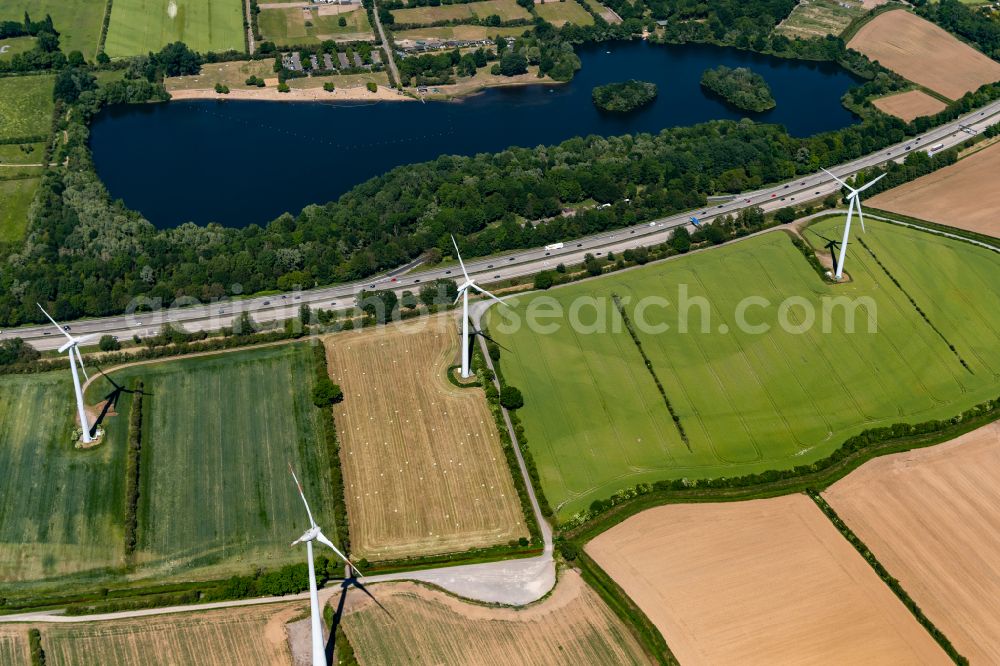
[848,10,1000,100]
[586,495,949,665]
[873,89,947,121]
[342,571,652,665]
[325,314,527,561]
[868,140,1000,238]
[824,422,1000,663]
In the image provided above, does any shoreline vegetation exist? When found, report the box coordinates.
[699,65,776,112]
[591,79,658,112]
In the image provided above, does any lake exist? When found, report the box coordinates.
[90,40,863,228]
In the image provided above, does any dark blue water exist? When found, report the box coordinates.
[91,40,862,228]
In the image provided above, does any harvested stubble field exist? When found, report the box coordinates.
[0,372,126,583]
[872,89,947,121]
[325,315,527,561]
[33,603,302,665]
[95,343,342,581]
[342,571,652,665]
[534,0,594,27]
[869,140,1000,238]
[775,0,865,39]
[0,628,28,664]
[824,421,1000,663]
[104,0,245,58]
[587,495,949,665]
[391,0,530,25]
[848,9,1000,100]
[490,220,1000,520]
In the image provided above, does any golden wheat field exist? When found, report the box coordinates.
[325,315,527,561]
[872,89,947,122]
[824,422,1000,663]
[0,628,28,664]
[21,603,301,666]
[848,10,1000,100]
[868,139,1000,237]
[587,495,949,665]
[342,571,652,665]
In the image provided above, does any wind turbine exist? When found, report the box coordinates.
[37,304,98,443]
[451,235,505,378]
[822,168,887,280]
[289,465,360,666]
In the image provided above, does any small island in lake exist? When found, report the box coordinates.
[700,66,776,113]
[592,80,658,112]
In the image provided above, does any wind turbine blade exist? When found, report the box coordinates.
[453,289,464,306]
[74,333,97,347]
[37,304,73,342]
[470,284,505,306]
[821,167,852,191]
[288,464,317,529]
[857,200,866,233]
[451,235,470,281]
[316,530,362,576]
[854,172,888,194]
[74,347,89,383]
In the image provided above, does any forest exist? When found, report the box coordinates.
[699,65,775,112]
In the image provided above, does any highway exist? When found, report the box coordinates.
[6,99,1000,351]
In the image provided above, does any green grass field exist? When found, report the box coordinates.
[0,0,106,59]
[98,343,341,580]
[0,342,341,588]
[534,0,593,27]
[104,0,245,58]
[0,372,126,583]
[257,6,374,45]
[391,0,530,26]
[0,75,54,141]
[489,221,1000,520]
[0,177,40,243]
[0,36,36,60]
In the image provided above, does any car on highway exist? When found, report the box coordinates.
[445,270,451,274]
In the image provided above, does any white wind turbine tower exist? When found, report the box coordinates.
[289,466,361,666]
[451,235,505,378]
[37,304,98,443]
[822,168,887,280]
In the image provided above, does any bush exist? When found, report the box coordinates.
[277,82,290,93]
[312,376,344,407]
[366,81,377,92]
[99,335,121,352]
[214,82,230,94]
[534,271,554,290]
[499,385,524,410]
[29,628,45,666]
[323,81,335,92]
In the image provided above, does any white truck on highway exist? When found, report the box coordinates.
[927,143,945,154]
[545,242,564,251]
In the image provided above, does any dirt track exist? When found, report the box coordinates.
[586,495,949,665]
[868,140,1000,238]
[824,422,1000,663]
[873,89,947,122]
[849,10,1000,100]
